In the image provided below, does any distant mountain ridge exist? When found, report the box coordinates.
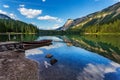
[0,14,11,19]
[59,2,120,33]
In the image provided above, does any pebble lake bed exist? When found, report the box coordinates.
[0,42,39,80]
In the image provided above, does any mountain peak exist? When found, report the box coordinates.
[59,19,74,31]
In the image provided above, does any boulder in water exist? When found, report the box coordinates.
[45,54,53,58]
[50,58,58,65]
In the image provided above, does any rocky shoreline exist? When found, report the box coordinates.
[0,50,39,80]
[0,42,23,52]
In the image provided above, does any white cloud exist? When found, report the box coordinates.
[19,4,25,7]
[0,10,7,14]
[57,18,63,23]
[53,24,60,29]
[77,62,120,80]
[31,22,35,25]
[113,0,120,2]
[0,10,17,19]
[37,15,62,22]
[38,23,61,30]
[18,7,42,18]
[9,13,16,19]
[3,5,9,8]
[37,15,57,20]
[42,0,46,2]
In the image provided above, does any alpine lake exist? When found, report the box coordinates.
[0,34,120,80]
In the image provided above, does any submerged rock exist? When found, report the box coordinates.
[50,58,58,65]
[45,54,53,58]
[0,51,39,80]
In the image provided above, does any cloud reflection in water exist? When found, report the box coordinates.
[25,48,43,56]
[77,62,120,80]
[40,42,64,50]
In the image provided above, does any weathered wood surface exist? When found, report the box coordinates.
[0,42,19,45]
[0,40,52,51]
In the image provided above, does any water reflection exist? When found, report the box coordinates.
[66,35,120,63]
[1,34,120,80]
[77,62,120,80]
[25,48,43,56]
[44,61,51,68]
[0,34,38,42]
[26,36,120,80]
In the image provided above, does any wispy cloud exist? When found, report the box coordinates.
[115,0,120,2]
[30,22,36,25]
[9,13,17,19]
[19,4,25,7]
[41,24,60,30]
[37,15,62,22]
[0,10,7,14]
[95,0,120,2]
[53,24,60,29]
[0,10,17,19]
[18,6,42,18]
[3,4,9,8]
[113,0,120,2]
[37,15,57,20]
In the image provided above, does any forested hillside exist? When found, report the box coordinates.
[59,2,120,34]
[0,14,39,33]
[0,19,39,33]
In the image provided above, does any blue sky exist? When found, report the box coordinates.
[0,0,119,30]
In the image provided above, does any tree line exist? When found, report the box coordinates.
[39,29,81,35]
[83,19,120,33]
[0,19,39,33]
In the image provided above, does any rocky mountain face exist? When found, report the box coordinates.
[59,2,120,31]
[59,19,74,31]
[0,14,11,19]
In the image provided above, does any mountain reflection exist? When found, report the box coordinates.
[64,35,120,64]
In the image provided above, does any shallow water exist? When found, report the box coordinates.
[25,36,120,80]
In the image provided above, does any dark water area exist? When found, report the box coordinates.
[1,34,120,80]
[0,34,38,42]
